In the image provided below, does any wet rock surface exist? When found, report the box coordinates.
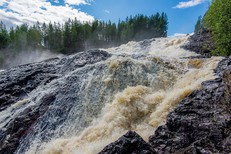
[183,28,215,57]
[99,131,155,154]
[0,50,110,110]
[100,57,231,154]
[0,50,111,154]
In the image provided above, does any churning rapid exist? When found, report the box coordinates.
[0,35,222,154]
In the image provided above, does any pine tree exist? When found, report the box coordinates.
[0,22,9,49]
[194,16,202,33]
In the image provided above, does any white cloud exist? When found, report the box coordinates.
[64,0,91,5]
[0,0,94,28]
[174,0,206,9]
[105,10,110,14]
[53,0,59,3]
[0,0,7,6]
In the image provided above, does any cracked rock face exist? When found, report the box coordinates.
[99,57,231,154]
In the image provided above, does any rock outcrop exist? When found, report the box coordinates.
[99,131,155,154]
[183,28,215,57]
[99,56,231,154]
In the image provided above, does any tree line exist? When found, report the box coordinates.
[0,13,168,55]
[194,0,230,56]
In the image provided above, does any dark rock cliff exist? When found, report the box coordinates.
[99,56,231,154]
[183,28,215,57]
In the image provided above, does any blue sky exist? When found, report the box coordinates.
[0,0,211,36]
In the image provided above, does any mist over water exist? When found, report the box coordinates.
[0,35,222,154]
[0,49,63,69]
[104,35,196,57]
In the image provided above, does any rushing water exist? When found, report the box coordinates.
[0,35,222,154]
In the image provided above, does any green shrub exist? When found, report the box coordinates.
[203,0,231,56]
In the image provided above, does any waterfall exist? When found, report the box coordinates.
[0,35,222,154]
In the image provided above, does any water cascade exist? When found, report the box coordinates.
[0,35,222,154]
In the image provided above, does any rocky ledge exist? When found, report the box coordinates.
[183,28,215,57]
[99,56,231,154]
